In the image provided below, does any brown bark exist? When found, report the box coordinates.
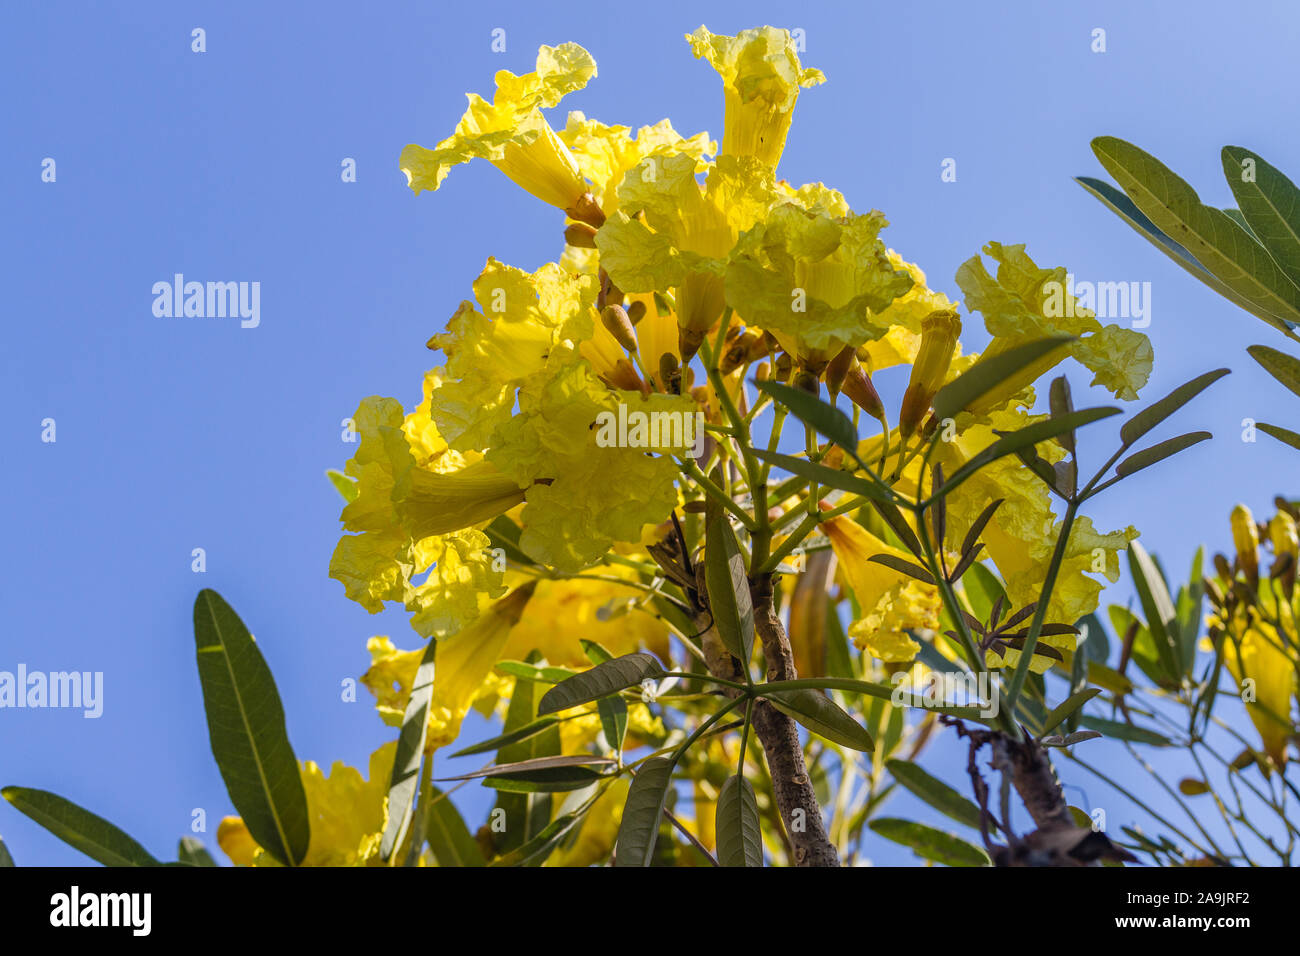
[693,561,840,867]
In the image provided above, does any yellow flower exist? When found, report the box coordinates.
[1231,504,1260,582]
[429,258,598,452]
[956,242,1153,403]
[899,309,962,437]
[595,152,779,354]
[558,111,715,216]
[217,742,398,867]
[1223,612,1295,766]
[725,203,914,368]
[361,583,537,753]
[500,568,670,667]
[685,26,824,170]
[544,778,630,867]
[329,394,508,638]
[823,514,939,662]
[400,44,596,211]
[858,252,960,373]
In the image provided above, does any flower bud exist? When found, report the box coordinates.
[793,366,819,396]
[899,309,961,438]
[565,192,606,228]
[601,304,638,353]
[841,358,886,423]
[755,361,771,382]
[1230,504,1259,584]
[721,330,760,373]
[774,350,793,380]
[626,300,647,325]
[824,345,855,397]
[658,352,682,394]
[564,221,599,249]
[1270,511,1298,560]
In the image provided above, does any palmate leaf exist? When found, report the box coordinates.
[868,818,990,867]
[1222,147,1300,287]
[715,775,763,867]
[1,788,158,867]
[192,589,310,867]
[538,653,666,715]
[1075,175,1279,323]
[1088,137,1300,339]
[614,756,675,867]
[1119,368,1230,447]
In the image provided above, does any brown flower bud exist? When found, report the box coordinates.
[841,359,885,422]
[601,305,638,352]
[565,192,606,228]
[658,352,682,394]
[625,300,647,325]
[721,330,760,374]
[682,500,709,514]
[775,350,793,379]
[793,366,820,396]
[755,361,771,382]
[564,221,599,249]
[824,345,855,396]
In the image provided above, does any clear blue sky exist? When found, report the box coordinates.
[4,0,1299,865]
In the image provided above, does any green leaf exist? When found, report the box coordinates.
[493,653,558,855]
[1119,369,1231,447]
[0,835,13,867]
[425,787,485,867]
[192,589,310,867]
[1114,432,1212,479]
[868,818,990,867]
[937,406,1119,501]
[580,639,615,665]
[1222,147,1300,287]
[597,697,628,754]
[441,755,615,783]
[932,337,1074,422]
[704,505,755,663]
[884,759,983,830]
[1078,715,1173,747]
[1248,344,1300,399]
[491,807,588,867]
[449,715,562,758]
[1090,136,1300,337]
[380,636,437,861]
[1,788,158,867]
[483,767,607,794]
[1127,543,1182,678]
[177,836,216,867]
[538,653,666,715]
[1257,422,1300,450]
[753,380,859,456]
[962,562,1006,624]
[1076,175,1276,320]
[715,775,763,867]
[867,553,936,585]
[1041,687,1102,735]
[485,515,539,567]
[1178,778,1211,796]
[614,756,675,867]
[762,688,875,752]
[325,469,358,502]
[750,447,884,499]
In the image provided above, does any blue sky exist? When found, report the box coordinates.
[3,0,1299,866]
